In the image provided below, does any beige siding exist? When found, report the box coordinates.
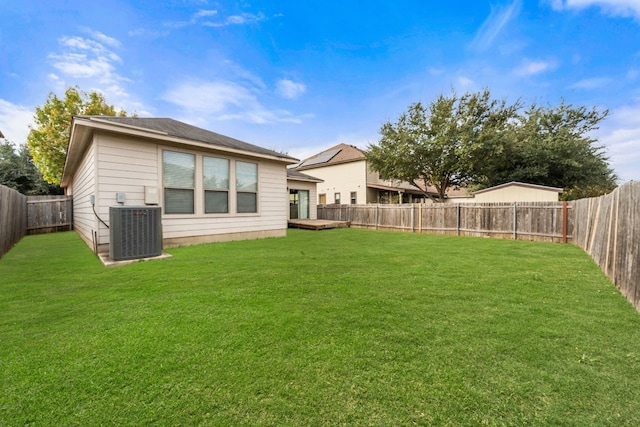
[67,142,97,248]
[95,133,159,246]
[160,160,287,242]
[287,179,319,220]
[68,132,289,253]
[308,160,367,205]
[473,185,560,203]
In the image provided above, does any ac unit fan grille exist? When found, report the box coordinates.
[109,207,162,261]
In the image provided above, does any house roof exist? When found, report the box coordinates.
[472,181,563,195]
[295,143,365,170]
[62,116,299,187]
[286,168,324,183]
[84,116,297,160]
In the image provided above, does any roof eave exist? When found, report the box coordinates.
[62,117,300,187]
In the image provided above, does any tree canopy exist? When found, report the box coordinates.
[367,90,617,201]
[0,139,62,195]
[480,101,617,199]
[27,87,128,186]
[367,90,519,201]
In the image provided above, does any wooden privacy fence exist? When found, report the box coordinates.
[26,195,73,235]
[573,181,640,311]
[318,202,572,243]
[0,185,27,258]
[0,186,73,259]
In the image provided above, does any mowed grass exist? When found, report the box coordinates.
[1,229,640,426]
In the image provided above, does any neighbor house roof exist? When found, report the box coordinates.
[286,168,324,183]
[472,181,563,195]
[62,116,299,187]
[295,143,365,170]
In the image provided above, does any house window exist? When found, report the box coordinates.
[350,191,357,204]
[319,193,326,205]
[203,156,229,213]
[163,150,195,214]
[236,161,258,213]
[334,192,341,204]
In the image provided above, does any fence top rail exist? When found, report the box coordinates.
[319,202,568,208]
[26,197,73,204]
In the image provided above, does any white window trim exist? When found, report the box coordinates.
[159,147,261,218]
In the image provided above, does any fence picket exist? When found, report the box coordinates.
[319,202,571,242]
[0,185,27,258]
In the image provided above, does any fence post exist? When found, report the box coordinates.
[562,201,568,243]
[456,204,460,236]
[411,204,415,233]
[513,203,517,240]
[375,204,379,230]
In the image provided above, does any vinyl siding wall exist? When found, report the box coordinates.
[95,133,159,247]
[70,132,288,252]
[160,156,287,244]
[308,160,367,205]
[67,141,97,248]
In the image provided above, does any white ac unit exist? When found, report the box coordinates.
[109,206,162,261]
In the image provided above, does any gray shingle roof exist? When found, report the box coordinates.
[286,168,323,182]
[84,116,298,161]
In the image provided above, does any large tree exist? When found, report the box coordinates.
[368,92,617,201]
[0,139,62,195]
[480,101,617,199]
[366,90,518,201]
[27,87,128,186]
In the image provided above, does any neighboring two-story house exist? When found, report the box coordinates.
[294,143,436,205]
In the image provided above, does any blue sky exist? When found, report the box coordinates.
[1,0,639,182]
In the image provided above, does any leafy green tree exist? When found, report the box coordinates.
[482,101,617,199]
[27,87,128,186]
[0,139,62,195]
[366,90,518,201]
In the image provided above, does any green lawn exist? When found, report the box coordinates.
[1,229,640,426]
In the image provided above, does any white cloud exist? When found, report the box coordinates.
[597,102,640,182]
[223,59,267,89]
[514,59,558,76]
[166,9,265,28]
[162,80,309,124]
[470,0,522,51]
[49,35,125,82]
[163,80,254,113]
[550,0,640,19]
[567,77,613,89]
[47,31,133,107]
[276,79,306,99]
[202,12,266,27]
[80,27,122,48]
[194,9,218,19]
[128,28,169,38]
[0,99,34,146]
[457,76,474,88]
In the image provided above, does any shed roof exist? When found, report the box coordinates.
[472,181,563,195]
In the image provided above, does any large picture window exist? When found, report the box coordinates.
[163,150,195,214]
[203,156,229,213]
[236,161,258,213]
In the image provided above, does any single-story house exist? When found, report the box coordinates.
[61,116,299,254]
[286,168,323,220]
[469,182,563,203]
